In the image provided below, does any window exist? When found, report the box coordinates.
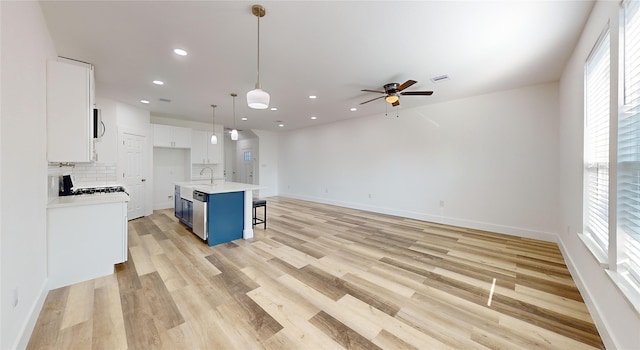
[582,0,640,313]
[619,0,640,286]
[584,28,611,252]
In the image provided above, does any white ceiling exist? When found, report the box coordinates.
[39,1,594,132]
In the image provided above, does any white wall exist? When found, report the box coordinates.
[558,1,640,349]
[254,130,279,198]
[1,2,57,349]
[279,82,560,241]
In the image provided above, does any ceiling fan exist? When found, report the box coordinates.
[360,80,433,107]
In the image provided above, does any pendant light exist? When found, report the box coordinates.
[231,93,238,141]
[210,104,218,145]
[246,4,270,109]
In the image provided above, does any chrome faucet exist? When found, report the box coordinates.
[200,167,214,185]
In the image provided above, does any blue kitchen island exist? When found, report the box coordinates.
[191,181,261,246]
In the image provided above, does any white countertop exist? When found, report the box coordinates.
[47,192,129,209]
[175,181,260,195]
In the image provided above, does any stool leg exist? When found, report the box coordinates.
[263,204,267,229]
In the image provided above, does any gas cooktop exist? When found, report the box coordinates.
[73,186,128,196]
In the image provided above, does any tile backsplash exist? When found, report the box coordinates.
[48,162,118,188]
[192,164,224,180]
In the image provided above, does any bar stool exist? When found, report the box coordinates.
[253,199,267,229]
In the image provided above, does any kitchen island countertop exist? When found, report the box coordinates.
[191,181,260,195]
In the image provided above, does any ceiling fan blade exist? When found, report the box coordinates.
[401,91,434,96]
[361,89,385,94]
[392,100,400,107]
[397,79,417,91]
[359,95,386,105]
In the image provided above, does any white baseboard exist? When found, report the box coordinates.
[279,192,558,242]
[556,236,615,350]
[15,279,49,350]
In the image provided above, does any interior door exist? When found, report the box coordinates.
[241,148,255,184]
[120,131,146,220]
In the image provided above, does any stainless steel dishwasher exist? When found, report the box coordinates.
[192,190,208,241]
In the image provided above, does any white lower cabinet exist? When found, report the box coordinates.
[47,201,128,289]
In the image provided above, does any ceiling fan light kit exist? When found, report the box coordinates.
[360,79,433,107]
[247,4,270,110]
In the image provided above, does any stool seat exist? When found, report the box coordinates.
[252,199,267,229]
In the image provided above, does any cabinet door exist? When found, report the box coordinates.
[207,132,222,163]
[191,130,208,163]
[172,126,192,149]
[47,60,94,162]
[174,186,182,219]
[186,200,193,227]
[153,124,174,148]
[120,202,128,263]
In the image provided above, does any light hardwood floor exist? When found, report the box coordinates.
[27,196,604,349]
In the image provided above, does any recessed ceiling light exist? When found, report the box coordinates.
[153,80,164,85]
[270,107,278,111]
[310,116,317,120]
[173,48,188,56]
[308,95,317,99]
[278,123,284,127]
[241,117,248,121]
[350,107,357,112]
[140,99,150,104]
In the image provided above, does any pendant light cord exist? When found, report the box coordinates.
[256,13,261,88]
[211,104,216,127]
[232,94,237,128]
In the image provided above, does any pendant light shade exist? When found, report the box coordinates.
[247,88,270,109]
[231,93,238,141]
[210,104,218,145]
[247,5,269,109]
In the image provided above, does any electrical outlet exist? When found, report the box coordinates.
[368,193,372,198]
[440,200,445,208]
[12,288,18,308]
[325,188,329,193]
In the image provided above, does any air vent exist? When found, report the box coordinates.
[430,75,450,83]
[159,98,171,102]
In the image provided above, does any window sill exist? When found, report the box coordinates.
[578,233,640,316]
[577,233,609,267]
[605,269,640,315]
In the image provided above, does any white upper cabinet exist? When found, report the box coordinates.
[46,59,95,162]
[191,129,222,164]
[191,130,208,163]
[207,131,222,163]
[153,124,192,148]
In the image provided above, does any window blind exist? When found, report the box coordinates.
[585,30,611,251]
[620,0,640,284]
